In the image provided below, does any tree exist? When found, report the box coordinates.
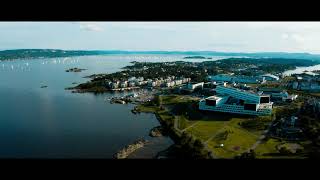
[237,149,256,159]
[153,95,162,107]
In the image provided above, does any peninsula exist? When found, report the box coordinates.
[67,56,320,159]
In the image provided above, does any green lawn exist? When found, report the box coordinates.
[136,105,159,113]
[310,93,320,97]
[186,120,227,141]
[207,123,259,158]
[136,94,277,159]
[160,95,199,105]
[158,112,173,122]
[176,115,198,130]
[182,116,261,159]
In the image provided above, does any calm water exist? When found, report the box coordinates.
[283,64,320,76]
[0,55,228,158]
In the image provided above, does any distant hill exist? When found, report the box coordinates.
[217,57,319,67]
[1,49,320,63]
[0,49,107,61]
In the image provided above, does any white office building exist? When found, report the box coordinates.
[120,81,128,88]
[148,81,157,87]
[199,86,273,116]
[261,74,280,81]
[128,81,136,87]
[175,80,183,86]
[187,82,204,90]
[257,87,298,102]
[128,77,136,82]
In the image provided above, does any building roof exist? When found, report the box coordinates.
[206,96,221,101]
[257,87,282,92]
[188,82,204,85]
[262,74,279,79]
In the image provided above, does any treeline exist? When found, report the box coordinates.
[218,58,318,66]
[298,99,320,158]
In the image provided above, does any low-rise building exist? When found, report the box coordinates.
[120,81,128,88]
[184,78,188,83]
[104,81,112,88]
[175,80,183,86]
[292,80,320,92]
[165,82,171,87]
[148,81,157,87]
[111,82,119,89]
[261,74,280,81]
[257,87,298,102]
[187,82,204,90]
[142,81,148,85]
[136,77,144,82]
[128,81,136,87]
[292,81,299,89]
[128,77,136,82]
[170,81,175,86]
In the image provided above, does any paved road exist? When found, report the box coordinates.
[204,123,229,144]
[180,121,200,132]
[249,134,266,151]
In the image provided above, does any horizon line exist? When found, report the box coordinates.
[0,48,318,55]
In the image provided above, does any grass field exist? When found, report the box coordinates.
[160,95,199,105]
[181,115,262,159]
[186,120,227,141]
[205,119,260,158]
[136,105,159,113]
[136,94,275,159]
[310,93,320,97]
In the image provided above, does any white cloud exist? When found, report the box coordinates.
[281,33,306,42]
[281,33,289,39]
[291,34,306,43]
[78,22,104,32]
[107,22,180,31]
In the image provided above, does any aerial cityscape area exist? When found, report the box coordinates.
[0,22,320,159]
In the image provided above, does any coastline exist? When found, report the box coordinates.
[126,136,173,159]
[112,110,176,159]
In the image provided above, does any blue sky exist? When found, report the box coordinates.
[1,22,320,53]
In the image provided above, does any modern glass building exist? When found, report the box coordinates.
[199,86,273,116]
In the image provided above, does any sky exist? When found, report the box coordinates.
[1,21,320,53]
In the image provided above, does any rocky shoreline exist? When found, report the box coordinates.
[149,126,165,137]
[113,139,149,159]
[65,87,140,94]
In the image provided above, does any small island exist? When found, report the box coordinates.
[65,68,87,72]
[183,56,208,59]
